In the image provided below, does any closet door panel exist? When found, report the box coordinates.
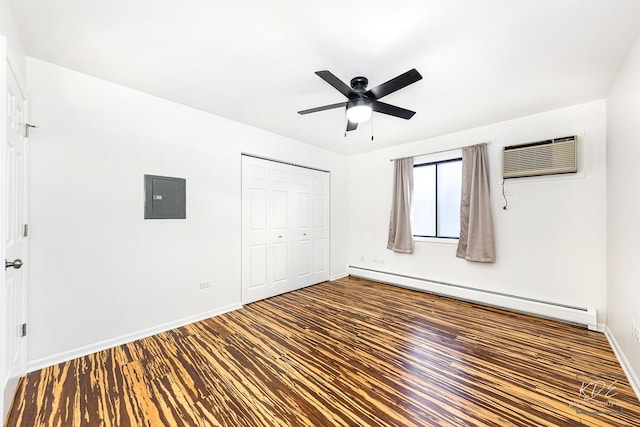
[311,172,330,283]
[271,190,288,230]
[248,244,268,288]
[296,240,311,276]
[242,158,271,303]
[272,242,289,284]
[314,238,327,274]
[268,163,293,297]
[294,168,313,288]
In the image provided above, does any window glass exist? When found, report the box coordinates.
[413,165,436,236]
[413,158,461,238]
[437,161,462,238]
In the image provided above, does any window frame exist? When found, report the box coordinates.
[413,156,462,240]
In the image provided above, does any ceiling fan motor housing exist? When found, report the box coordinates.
[350,76,368,93]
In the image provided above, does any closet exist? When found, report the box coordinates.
[241,155,330,304]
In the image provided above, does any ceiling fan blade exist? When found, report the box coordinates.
[346,120,358,132]
[372,101,416,119]
[298,102,347,115]
[364,68,422,100]
[315,70,355,98]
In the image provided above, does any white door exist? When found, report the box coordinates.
[267,162,294,297]
[241,156,295,303]
[241,157,271,304]
[293,169,330,289]
[277,165,330,294]
[310,172,329,285]
[242,156,329,304]
[293,168,313,289]
[2,55,29,420]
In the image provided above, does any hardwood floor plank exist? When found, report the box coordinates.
[6,277,640,426]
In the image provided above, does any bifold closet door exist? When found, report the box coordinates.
[242,156,329,304]
[292,167,329,289]
[241,157,293,304]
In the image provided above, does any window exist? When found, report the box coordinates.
[413,158,462,238]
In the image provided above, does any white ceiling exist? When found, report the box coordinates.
[9,0,640,155]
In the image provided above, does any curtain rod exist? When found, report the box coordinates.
[389,141,491,162]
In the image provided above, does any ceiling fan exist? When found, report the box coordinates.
[298,69,423,133]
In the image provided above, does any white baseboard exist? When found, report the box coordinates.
[2,376,19,424]
[27,303,243,373]
[604,326,640,402]
[330,272,348,281]
[348,266,598,330]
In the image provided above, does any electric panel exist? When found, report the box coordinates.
[144,175,186,219]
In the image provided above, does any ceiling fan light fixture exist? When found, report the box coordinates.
[346,100,372,123]
[298,68,422,132]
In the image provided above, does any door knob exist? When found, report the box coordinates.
[5,259,23,270]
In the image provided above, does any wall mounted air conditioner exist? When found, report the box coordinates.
[502,135,577,179]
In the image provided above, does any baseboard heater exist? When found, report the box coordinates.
[348,266,598,331]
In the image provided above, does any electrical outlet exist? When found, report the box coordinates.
[199,280,212,289]
[633,319,640,343]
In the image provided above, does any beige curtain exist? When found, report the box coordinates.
[456,144,496,262]
[387,157,414,253]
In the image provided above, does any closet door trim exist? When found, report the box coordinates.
[241,153,330,173]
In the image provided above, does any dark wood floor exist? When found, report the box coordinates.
[6,277,640,426]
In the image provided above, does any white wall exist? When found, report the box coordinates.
[26,58,348,367]
[0,0,25,82]
[348,101,607,324]
[607,32,640,389]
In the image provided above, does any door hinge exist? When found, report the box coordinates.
[21,323,27,337]
[24,123,37,138]
[23,224,29,237]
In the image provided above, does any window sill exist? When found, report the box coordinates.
[414,236,459,245]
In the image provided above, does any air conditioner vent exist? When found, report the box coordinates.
[502,135,577,179]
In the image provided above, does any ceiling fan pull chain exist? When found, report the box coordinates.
[344,109,348,138]
[371,113,374,141]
